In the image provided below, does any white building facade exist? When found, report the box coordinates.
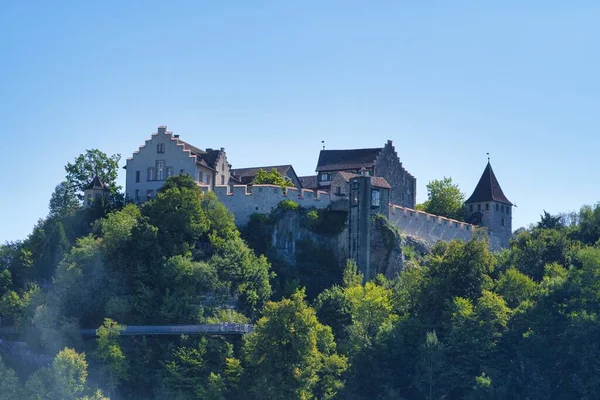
[125,126,230,202]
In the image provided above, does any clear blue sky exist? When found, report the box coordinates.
[1,1,598,243]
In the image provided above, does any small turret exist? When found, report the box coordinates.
[83,176,109,208]
[464,162,513,248]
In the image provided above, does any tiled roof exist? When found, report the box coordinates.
[316,148,382,172]
[231,165,293,184]
[336,171,392,189]
[178,139,205,156]
[299,175,318,189]
[84,176,108,191]
[465,162,512,205]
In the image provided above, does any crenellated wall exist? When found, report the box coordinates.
[202,183,505,251]
[388,204,503,250]
[201,184,331,226]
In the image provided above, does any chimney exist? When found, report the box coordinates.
[220,147,225,152]
[158,126,167,135]
[386,140,393,146]
[173,134,179,138]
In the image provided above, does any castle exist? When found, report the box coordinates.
[123,126,513,272]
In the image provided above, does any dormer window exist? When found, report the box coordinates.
[320,173,331,182]
[157,143,165,153]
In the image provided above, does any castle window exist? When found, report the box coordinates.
[166,167,174,178]
[486,203,490,211]
[496,204,499,211]
[470,205,473,212]
[221,175,225,185]
[198,170,203,182]
[156,160,165,180]
[371,189,380,207]
[222,163,225,172]
[501,218,505,226]
[501,205,504,212]
[135,189,140,202]
[507,207,510,215]
[478,204,481,212]
[147,167,155,181]
[147,189,154,200]
[157,143,165,153]
[320,173,331,182]
[180,169,184,174]
[135,171,140,183]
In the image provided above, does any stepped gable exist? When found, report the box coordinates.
[177,139,225,171]
[465,162,512,205]
[316,148,382,172]
[299,175,318,189]
[231,165,294,184]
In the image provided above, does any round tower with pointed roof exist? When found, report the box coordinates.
[464,162,513,248]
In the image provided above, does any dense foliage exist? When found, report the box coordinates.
[253,168,295,189]
[1,151,600,399]
[417,177,467,221]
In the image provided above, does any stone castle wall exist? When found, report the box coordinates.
[204,183,506,251]
[204,184,331,226]
[388,204,503,250]
[388,205,476,245]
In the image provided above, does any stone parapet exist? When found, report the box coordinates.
[203,184,331,226]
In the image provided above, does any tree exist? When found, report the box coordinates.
[253,168,295,189]
[0,356,21,400]
[416,177,466,221]
[23,348,108,400]
[49,181,82,217]
[537,210,563,230]
[414,331,445,400]
[242,289,348,399]
[164,337,232,399]
[96,318,128,396]
[65,149,121,198]
[143,177,209,256]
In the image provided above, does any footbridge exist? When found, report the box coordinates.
[0,323,254,340]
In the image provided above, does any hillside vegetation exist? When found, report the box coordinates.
[1,155,600,399]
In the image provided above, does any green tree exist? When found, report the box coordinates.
[537,210,563,230]
[164,337,233,399]
[242,290,348,399]
[416,177,466,221]
[96,318,128,396]
[49,181,82,217]
[0,356,21,400]
[414,331,445,400]
[143,178,209,256]
[23,348,107,400]
[65,149,121,198]
[253,168,295,189]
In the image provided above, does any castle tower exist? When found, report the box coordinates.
[464,162,513,248]
[83,176,109,208]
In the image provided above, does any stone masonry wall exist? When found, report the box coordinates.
[373,140,417,208]
[388,204,504,251]
[203,184,331,226]
[388,205,476,245]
